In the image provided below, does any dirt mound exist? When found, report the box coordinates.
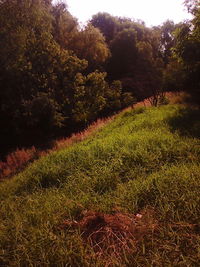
[58,208,157,259]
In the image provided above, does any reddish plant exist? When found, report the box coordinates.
[0,116,115,180]
[54,116,115,150]
[0,147,40,179]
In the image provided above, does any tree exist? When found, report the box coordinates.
[51,2,78,49]
[105,21,165,102]
[22,92,65,132]
[136,36,164,104]
[105,80,122,112]
[158,20,177,65]
[172,1,200,103]
[90,12,119,44]
[67,24,110,72]
[163,59,186,92]
[107,28,138,79]
[72,72,108,123]
[184,0,199,14]
[0,0,87,146]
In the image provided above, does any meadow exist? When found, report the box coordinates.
[0,104,200,266]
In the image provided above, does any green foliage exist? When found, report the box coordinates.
[108,28,138,78]
[0,0,88,143]
[68,24,110,69]
[158,20,179,65]
[52,2,78,49]
[90,12,167,101]
[22,92,65,131]
[104,80,122,111]
[72,72,124,122]
[172,1,200,103]
[163,59,186,92]
[72,71,107,123]
[0,105,199,265]
[121,92,136,108]
[90,12,119,43]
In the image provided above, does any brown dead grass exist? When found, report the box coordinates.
[58,209,157,263]
[54,117,115,151]
[124,91,189,111]
[0,147,40,179]
[57,208,200,266]
[165,91,191,104]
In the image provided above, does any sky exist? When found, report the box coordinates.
[64,0,192,27]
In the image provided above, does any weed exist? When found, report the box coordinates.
[0,147,39,179]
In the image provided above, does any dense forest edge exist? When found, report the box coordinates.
[0,0,200,162]
[0,92,192,180]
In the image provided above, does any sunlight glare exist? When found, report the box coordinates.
[65,0,192,26]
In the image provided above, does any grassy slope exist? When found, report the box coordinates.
[0,104,200,266]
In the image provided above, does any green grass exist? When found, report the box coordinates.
[0,104,200,266]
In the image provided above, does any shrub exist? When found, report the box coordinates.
[0,147,39,179]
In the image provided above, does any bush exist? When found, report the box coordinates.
[0,147,39,179]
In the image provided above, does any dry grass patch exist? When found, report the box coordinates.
[58,208,157,264]
[0,147,39,179]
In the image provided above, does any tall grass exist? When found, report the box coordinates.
[0,147,39,179]
[0,104,199,266]
[0,116,114,180]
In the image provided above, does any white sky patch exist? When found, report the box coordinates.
[62,0,192,27]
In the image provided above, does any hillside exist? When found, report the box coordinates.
[0,104,200,266]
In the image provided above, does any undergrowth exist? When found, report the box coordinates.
[0,104,199,266]
[0,117,113,180]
